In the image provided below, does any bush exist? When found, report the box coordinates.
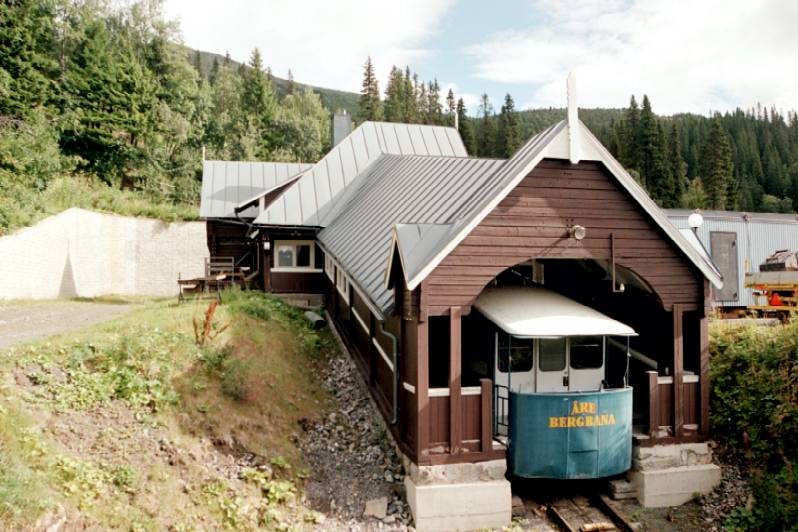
[711,323,798,530]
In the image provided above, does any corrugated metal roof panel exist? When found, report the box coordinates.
[317,155,505,312]
[667,209,798,307]
[199,160,311,218]
[254,121,468,227]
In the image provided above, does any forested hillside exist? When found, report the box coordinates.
[2,0,798,236]
[0,0,332,233]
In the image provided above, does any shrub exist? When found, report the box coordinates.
[711,323,798,530]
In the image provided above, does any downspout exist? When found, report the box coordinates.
[377,320,399,425]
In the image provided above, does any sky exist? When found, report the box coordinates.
[162,0,798,116]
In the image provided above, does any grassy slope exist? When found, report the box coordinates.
[0,291,332,530]
[0,176,199,237]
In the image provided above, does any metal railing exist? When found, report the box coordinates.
[493,384,509,437]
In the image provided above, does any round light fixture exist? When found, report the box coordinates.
[687,212,704,229]
[571,225,587,240]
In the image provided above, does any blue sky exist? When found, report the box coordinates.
[163,0,798,116]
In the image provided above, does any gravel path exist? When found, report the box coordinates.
[301,333,412,531]
[0,301,137,349]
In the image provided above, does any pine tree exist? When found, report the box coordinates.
[651,122,676,206]
[209,56,219,84]
[622,95,641,170]
[701,117,735,209]
[496,93,521,158]
[456,98,476,155]
[383,66,405,122]
[402,67,416,123]
[193,50,202,75]
[426,80,442,125]
[60,19,158,182]
[638,95,658,189]
[358,56,383,121]
[668,123,687,204]
[445,88,456,126]
[476,93,495,157]
[0,0,58,117]
[240,48,277,157]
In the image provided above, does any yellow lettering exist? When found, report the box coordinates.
[576,416,584,427]
[609,414,616,425]
[571,401,579,415]
[589,402,596,414]
[585,416,593,427]
[549,417,559,428]
[567,417,576,428]
[559,416,567,427]
[601,414,609,425]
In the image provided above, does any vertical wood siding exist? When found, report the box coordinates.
[424,159,702,313]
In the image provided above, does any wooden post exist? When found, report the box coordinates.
[261,233,271,292]
[673,304,684,438]
[416,314,430,460]
[449,306,462,454]
[699,316,710,435]
[647,370,659,438]
[480,378,492,453]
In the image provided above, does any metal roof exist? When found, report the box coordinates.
[317,154,506,312]
[475,286,637,337]
[253,121,468,227]
[199,161,311,219]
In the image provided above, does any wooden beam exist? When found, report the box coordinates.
[647,371,659,438]
[416,316,430,459]
[449,306,462,454]
[480,378,492,453]
[673,304,684,438]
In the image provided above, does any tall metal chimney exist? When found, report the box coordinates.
[332,109,353,147]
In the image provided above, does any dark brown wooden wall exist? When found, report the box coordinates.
[424,159,703,314]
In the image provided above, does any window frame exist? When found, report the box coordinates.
[324,254,335,281]
[336,265,349,299]
[272,240,321,273]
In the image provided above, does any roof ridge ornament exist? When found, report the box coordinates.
[567,72,580,164]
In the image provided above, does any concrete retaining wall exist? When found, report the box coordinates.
[0,208,207,300]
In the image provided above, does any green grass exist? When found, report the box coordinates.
[0,175,199,236]
[0,292,334,530]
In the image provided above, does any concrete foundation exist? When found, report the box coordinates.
[628,442,721,507]
[402,458,512,532]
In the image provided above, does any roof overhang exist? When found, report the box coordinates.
[474,286,637,337]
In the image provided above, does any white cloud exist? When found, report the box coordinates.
[162,0,454,93]
[465,0,798,114]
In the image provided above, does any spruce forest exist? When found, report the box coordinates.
[2,0,798,235]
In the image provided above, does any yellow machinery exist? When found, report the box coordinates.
[745,250,798,316]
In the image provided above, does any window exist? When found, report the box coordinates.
[539,337,566,371]
[570,336,603,369]
[273,240,318,271]
[324,254,334,281]
[336,267,349,298]
[497,334,534,373]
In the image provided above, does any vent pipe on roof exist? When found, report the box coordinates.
[332,109,353,148]
[454,109,459,131]
[567,72,580,164]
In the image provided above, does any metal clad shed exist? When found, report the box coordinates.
[667,209,798,307]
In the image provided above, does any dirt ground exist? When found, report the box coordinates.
[0,300,138,349]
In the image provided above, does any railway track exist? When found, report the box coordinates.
[545,494,639,532]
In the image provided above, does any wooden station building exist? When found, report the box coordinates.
[199,77,723,529]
